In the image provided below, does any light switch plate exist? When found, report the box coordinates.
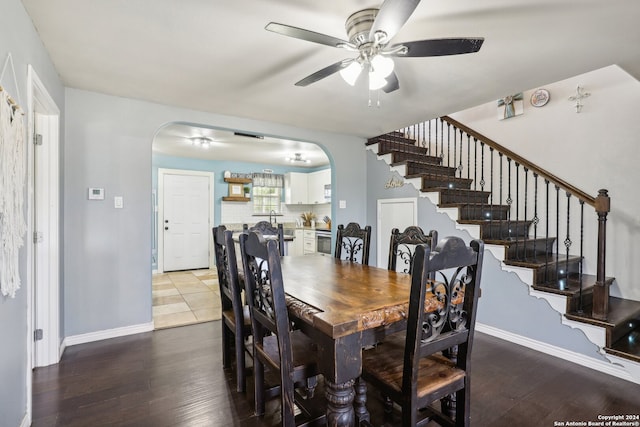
[114,196,123,209]
[339,200,346,209]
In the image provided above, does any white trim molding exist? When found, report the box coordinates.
[476,323,637,384]
[62,322,155,348]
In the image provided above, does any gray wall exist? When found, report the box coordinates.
[365,147,606,362]
[0,0,65,425]
[64,88,366,337]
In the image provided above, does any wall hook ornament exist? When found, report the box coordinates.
[568,85,590,113]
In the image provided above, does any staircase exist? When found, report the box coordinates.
[366,117,640,376]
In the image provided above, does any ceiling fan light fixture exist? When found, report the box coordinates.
[339,61,363,86]
[370,54,394,78]
[368,70,387,91]
[286,152,311,163]
[190,136,213,148]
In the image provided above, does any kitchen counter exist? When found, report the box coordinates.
[232,232,294,242]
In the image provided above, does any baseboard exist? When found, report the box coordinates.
[476,323,638,384]
[62,321,155,348]
[20,413,30,427]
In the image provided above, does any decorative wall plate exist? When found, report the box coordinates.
[530,89,550,107]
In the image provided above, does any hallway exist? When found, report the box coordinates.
[152,269,221,329]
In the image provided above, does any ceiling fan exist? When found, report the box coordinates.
[265,0,484,94]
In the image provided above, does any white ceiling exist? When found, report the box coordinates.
[21,0,640,161]
[154,123,329,167]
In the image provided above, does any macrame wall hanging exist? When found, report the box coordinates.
[0,53,27,298]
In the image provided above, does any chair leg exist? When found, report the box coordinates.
[455,386,471,427]
[235,336,246,393]
[254,357,266,416]
[222,323,232,370]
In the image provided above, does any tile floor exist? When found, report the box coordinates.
[152,268,222,329]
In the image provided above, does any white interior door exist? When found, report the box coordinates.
[377,198,417,268]
[28,66,61,371]
[162,173,211,271]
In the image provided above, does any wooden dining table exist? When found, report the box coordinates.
[279,255,439,427]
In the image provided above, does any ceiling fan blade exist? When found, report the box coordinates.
[295,59,353,87]
[382,71,400,93]
[369,0,421,42]
[266,22,353,49]
[389,38,484,57]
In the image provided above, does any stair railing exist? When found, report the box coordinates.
[395,116,611,320]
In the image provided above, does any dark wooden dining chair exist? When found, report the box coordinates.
[361,236,484,426]
[212,225,252,393]
[334,222,372,265]
[388,226,438,273]
[239,231,326,426]
[243,221,285,256]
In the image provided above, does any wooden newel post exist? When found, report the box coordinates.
[592,189,610,321]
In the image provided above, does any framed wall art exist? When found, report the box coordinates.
[497,93,524,120]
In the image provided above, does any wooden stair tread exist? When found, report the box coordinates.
[377,145,429,157]
[565,297,640,329]
[605,325,640,363]
[439,203,510,209]
[392,160,457,174]
[406,172,470,180]
[484,237,555,246]
[367,135,416,145]
[503,254,582,268]
[458,219,534,225]
[390,154,442,166]
[531,274,599,296]
[423,187,489,195]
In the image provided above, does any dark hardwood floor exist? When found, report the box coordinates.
[32,321,640,426]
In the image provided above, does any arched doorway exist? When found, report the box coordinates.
[150,122,332,329]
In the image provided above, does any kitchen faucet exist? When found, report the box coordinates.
[269,210,277,225]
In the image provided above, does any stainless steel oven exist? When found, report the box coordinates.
[316,230,332,256]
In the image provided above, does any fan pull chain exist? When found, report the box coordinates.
[367,90,381,108]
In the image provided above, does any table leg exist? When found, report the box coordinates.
[325,379,355,426]
[354,377,370,425]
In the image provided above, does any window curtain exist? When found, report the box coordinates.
[252,173,283,188]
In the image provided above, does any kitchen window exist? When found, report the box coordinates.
[252,173,284,214]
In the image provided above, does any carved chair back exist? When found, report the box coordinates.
[404,236,484,424]
[239,231,300,423]
[361,236,484,425]
[334,222,372,265]
[212,225,243,325]
[387,226,438,273]
[243,221,285,256]
[212,225,250,392]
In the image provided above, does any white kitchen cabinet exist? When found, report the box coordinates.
[307,168,331,204]
[284,172,309,204]
[285,169,331,205]
[289,229,304,256]
[303,229,316,254]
